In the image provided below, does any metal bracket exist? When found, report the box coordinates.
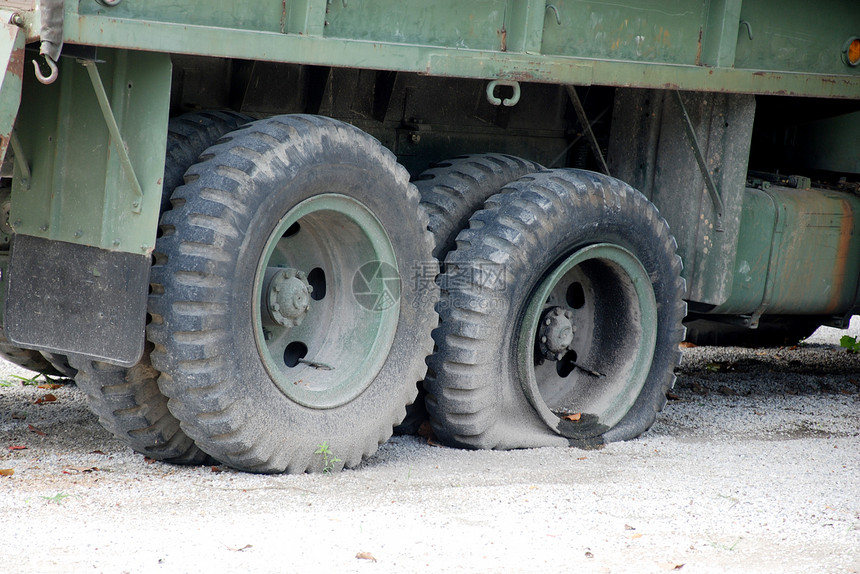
[565,85,610,176]
[8,131,30,190]
[673,90,725,232]
[82,60,144,214]
[545,4,561,25]
[486,80,521,107]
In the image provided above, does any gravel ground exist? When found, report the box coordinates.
[1,321,858,574]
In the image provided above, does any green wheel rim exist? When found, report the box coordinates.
[253,193,400,409]
[517,243,658,439]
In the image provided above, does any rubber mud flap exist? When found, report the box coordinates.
[5,235,148,366]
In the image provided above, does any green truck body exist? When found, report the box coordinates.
[0,0,857,472]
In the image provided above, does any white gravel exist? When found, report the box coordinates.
[1,320,858,573]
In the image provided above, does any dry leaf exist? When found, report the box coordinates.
[33,393,58,405]
[211,466,224,473]
[417,420,434,440]
[679,341,696,348]
[7,445,27,451]
[690,382,708,395]
[630,532,643,539]
[37,383,63,390]
[90,450,107,455]
[27,424,47,436]
[624,524,636,530]
[659,563,685,571]
[666,391,680,400]
[11,412,26,420]
[577,456,587,461]
[0,468,14,476]
[227,544,252,552]
[62,466,99,474]
[356,552,377,562]
[143,457,157,464]
[562,413,582,422]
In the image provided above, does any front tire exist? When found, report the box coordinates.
[148,115,437,473]
[425,169,686,449]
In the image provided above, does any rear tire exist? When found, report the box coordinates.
[425,169,686,449]
[395,154,543,435]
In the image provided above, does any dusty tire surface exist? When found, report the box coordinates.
[395,154,543,436]
[416,154,544,259]
[148,115,437,473]
[69,350,209,464]
[426,169,686,449]
[162,110,253,212]
[68,110,250,463]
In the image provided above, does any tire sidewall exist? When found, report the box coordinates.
[437,170,682,447]
[210,131,434,465]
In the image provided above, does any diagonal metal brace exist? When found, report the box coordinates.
[82,59,143,214]
[673,90,724,231]
[565,85,610,176]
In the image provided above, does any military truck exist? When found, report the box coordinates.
[0,0,857,472]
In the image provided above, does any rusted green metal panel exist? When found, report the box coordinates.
[325,0,508,51]
[0,17,24,167]
[735,0,860,77]
[80,0,285,34]
[700,0,743,67]
[63,0,860,99]
[11,49,170,256]
[714,186,860,316]
[541,0,707,65]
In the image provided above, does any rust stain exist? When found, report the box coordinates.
[280,0,287,34]
[826,199,854,313]
[695,27,702,66]
[499,26,507,52]
[506,71,536,82]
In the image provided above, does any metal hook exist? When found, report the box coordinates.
[33,54,58,85]
[486,80,521,107]
[740,20,753,41]
[546,4,561,25]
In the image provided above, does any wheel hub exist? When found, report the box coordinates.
[538,306,575,361]
[266,268,313,328]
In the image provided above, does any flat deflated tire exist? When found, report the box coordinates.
[425,169,686,449]
[395,153,543,435]
[148,115,437,473]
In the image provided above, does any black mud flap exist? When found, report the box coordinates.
[4,235,149,367]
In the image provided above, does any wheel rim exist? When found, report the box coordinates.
[253,193,400,409]
[517,243,658,439]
